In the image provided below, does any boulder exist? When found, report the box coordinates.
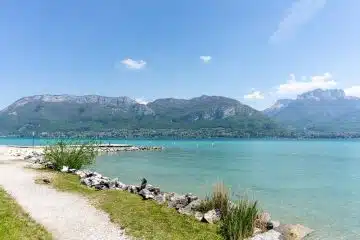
[187,199,202,209]
[270,220,280,228]
[61,166,69,173]
[154,193,166,204]
[139,189,155,200]
[117,182,128,190]
[275,224,314,240]
[75,170,87,178]
[95,184,108,190]
[203,209,220,224]
[194,211,204,221]
[127,185,139,194]
[81,178,92,187]
[68,169,77,173]
[185,193,198,202]
[250,230,282,240]
[167,194,188,209]
[178,207,194,216]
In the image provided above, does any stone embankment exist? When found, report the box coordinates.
[19,148,314,240]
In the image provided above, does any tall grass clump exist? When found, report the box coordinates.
[44,140,99,170]
[196,182,230,219]
[219,198,259,240]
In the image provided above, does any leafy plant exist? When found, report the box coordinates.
[195,182,230,219]
[219,198,259,240]
[44,140,99,170]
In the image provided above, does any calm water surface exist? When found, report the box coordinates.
[2,138,359,239]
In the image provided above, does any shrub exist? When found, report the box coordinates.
[44,140,98,170]
[196,182,230,219]
[219,198,259,240]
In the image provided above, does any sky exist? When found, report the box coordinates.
[1,0,360,110]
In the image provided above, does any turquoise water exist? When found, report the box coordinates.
[1,138,360,239]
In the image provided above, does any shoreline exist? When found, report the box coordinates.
[0,145,315,239]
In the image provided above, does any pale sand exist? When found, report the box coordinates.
[0,146,129,240]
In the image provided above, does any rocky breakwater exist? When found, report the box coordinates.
[92,144,164,153]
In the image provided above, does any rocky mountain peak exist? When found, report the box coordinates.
[297,89,346,101]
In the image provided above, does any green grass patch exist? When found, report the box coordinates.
[49,172,222,240]
[0,188,52,240]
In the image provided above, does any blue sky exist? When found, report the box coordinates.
[1,0,360,110]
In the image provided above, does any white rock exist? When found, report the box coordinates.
[275,224,314,240]
[203,209,220,224]
[271,220,280,228]
[194,211,204,221]
[61,166,69,172]
[250,230,281,240]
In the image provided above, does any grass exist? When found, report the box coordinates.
[195,182,230,219]
[220,198,259,240]
[46,172,222,240]
[0,187,52,240]
[44,140,98,170]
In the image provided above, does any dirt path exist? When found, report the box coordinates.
[0,161,129,240]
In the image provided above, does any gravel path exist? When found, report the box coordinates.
[0,161,129,240]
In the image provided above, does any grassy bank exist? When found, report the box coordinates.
[45,172,221,240]
[0,188,52,240]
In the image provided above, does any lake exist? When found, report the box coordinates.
[1,138,359,239]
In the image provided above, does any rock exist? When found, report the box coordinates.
[75,170,87,178]
[26,163,45,170]
[109,179,118,189]
[259,212,271,223]
[81,178,92,186]
[203,209,220,224]
[127,185,139,194]
[178,207,194,216]
[250,230,282,240]
[154,193,166,204]
[42,178,51,184]
[117,182,128,190]
[145,184,155,191]
[275,224,314,240]
[253,227,263,236]
[194,211,204,221]
[168,194,188,209]
[61,166,69,173]
[44,162,55,169]
[266,222,274,230]
[138,189,155,200]
[95,184,108,190]
[185,193,198,202]
[68,169,77,173]
[271,220,280,228]
[185,199,202,210]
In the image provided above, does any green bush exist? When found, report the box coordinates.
[195,182,230,219]
[219,198,259,240]
[44,140,98,170]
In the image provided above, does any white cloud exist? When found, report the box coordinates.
[120,58,147,69]
[276,72,337,95]
[200,56,212,63]
[345,86,360,97]
[244,91,265,100]
[135,98,148,105]
[270,0,327,43]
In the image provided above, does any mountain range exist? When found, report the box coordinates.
[1,89,360,138]
[264,89,360,133]
[0,94,285,138]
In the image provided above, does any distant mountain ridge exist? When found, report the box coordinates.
[264,89,360,133]
[0,94,286,138]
